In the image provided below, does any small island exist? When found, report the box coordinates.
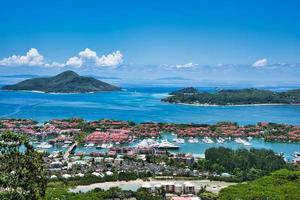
[1,70,121,93]
[162,87,300,105]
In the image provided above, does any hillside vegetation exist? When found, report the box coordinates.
[162,87,300,105]
[2,71,121,93]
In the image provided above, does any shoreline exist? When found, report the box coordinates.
[176,102,298,107]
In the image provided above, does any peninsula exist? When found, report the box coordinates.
[162,87,300,105]
[1,70,121,93]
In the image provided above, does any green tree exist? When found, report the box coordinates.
[199,191,219,200]
[0,131,47,200]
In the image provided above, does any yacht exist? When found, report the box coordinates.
[36,142,53,149]
[234,138,243,144]
[235,138,251,146]
[242,140,251,146]
[101,143,113,149]
[216,138,225,144]
[136,139,160,148]
[188,138,195,143]
[202,137,214,144]
[84,143,95,148]
[293,151,300,158]
[173,138,185,144]
[157,139,180,149]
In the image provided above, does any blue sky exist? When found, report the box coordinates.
[0,0,300,85]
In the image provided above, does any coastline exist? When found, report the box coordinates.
[177,102,298,107]
[1,89,99,95]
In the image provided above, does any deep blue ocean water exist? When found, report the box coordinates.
[0,87,300,125]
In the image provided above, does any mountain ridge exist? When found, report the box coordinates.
[1,70,121,93]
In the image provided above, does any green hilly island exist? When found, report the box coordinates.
[1,70,121,93]
[162,87,300,105]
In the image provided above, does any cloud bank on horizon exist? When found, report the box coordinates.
[0,48,123,68]
[0,48,295,70]
[0,48,300,86]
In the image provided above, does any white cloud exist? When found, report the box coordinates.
[97,51,123,67]
[66,57,83,68]
[252,58,268,67]
[175,62,198,68]
[0,48,123,68]
[0,48,45,67]
[66,48,123,68]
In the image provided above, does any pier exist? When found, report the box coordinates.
[64,142,77,160]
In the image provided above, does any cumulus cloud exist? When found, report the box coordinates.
[175,62,198,68]
[0,48,45,66]
[66,57,83,68]
[67,48,123,68]
[252,58,268,67]
[0,48,123,68]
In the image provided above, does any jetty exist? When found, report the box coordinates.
[63,142,77,160]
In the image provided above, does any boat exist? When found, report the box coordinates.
[242,140,251,146]
[101,143,113,149]
[173,138,185,144]
[202,137,214,144]
[235,138,251,146]
[36,142,53,149]
[136,139,160,148]
[157,139,180,149]
[293,151,300,158]
[234,138,243,144]
[194,138,199,143]
[216,138,225,144]
[84,143,95,148]
[188,138,195,143]
[62,144,69,148]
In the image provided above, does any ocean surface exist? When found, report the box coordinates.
[0,87,300,125]
[1,86,300,159]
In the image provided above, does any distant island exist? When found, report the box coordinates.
[162,87,300,105]
[1,70,121,93]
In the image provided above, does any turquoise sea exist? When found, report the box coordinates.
[0,87,300,125]
[1,86,300,159]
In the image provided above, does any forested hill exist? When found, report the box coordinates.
[1,71,121,93]
[162,87,300,105]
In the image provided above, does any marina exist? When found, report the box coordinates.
[71,133,300,161]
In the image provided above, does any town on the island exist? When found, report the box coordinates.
[1,118,300,199]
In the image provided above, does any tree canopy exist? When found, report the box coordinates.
[219,169,300,200]
[0,131,47,200]
[204,147,288,181]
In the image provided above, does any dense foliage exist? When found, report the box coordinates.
[57,171,152,186]
[163,87,300,105]
[2,70,121,93]
[203,147,288,182]
[219,169,300,200]
[44,183,163,200]
[0,131,47,200]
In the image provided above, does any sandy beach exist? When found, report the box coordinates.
[178,102,293,107]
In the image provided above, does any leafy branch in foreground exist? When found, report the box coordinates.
[0,131,47,200]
